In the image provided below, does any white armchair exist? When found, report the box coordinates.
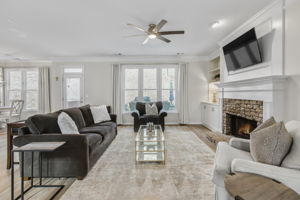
[212,121,300,200]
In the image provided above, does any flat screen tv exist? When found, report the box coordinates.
[223,28,262,72]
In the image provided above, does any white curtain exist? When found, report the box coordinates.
[39,67,51,113]
[112,64,123,124]
[179,63,189,124]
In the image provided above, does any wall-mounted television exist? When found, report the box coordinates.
[223,28,262,72]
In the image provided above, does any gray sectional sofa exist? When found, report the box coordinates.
[13,105,117,180]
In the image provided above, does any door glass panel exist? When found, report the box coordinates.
[143,68,156,89]
[124,90,138,112]
[162,90,176,111]
[65,77,81,108]
[26,70,38,90]
[143,90,157,102]
[8,91,22,104]
[125,69,138,89]
[9,71,22,90]
[26,91,38,110]
[162,68,175,89]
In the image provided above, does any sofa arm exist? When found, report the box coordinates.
[131,110,140,119]
[229,137,250,152]
[109,114,117,123]
[159,110,167,118]
[231,159,300,194]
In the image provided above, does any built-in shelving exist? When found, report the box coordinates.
[209,56,220,83]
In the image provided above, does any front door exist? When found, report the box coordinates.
[63,74,84,108]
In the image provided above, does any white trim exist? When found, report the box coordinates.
[48,55,208,63]
[228,62,271,75]
[218,75,287,88]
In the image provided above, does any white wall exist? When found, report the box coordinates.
[50,62,113,111]
[284,0,300,121]
[187,62,209,124]
[50,60,209,124]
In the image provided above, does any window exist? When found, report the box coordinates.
[5,68,39,111]
[123,65,178,112]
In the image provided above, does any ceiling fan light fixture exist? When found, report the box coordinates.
[211,21,221,29]
[148,34,157,39]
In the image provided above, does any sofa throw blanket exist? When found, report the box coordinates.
[145,103,158,115]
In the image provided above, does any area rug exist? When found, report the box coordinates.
[61,126,215,200]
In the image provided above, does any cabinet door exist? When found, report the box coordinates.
[210,105,219,131]
[201,104,208,125]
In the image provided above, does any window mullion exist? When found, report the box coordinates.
[138,68,143,97]
[157,67,162,101]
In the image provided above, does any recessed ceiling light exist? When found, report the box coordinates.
[211,21,221,29]
[148,34,157,39]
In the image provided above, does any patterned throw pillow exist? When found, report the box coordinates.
[145,103,158,115]
[250,121,292,166]
[58,112,80,134]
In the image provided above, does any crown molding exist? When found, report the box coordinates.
[49,55,209,63]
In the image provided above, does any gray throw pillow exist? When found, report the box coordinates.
[250,122,292,166]
[253,116,276,132]
[145,103,158,115]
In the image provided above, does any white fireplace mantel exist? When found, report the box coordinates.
[218,75,287,123]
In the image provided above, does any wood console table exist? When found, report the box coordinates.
[6,120,25,169]
[225,173,300,200]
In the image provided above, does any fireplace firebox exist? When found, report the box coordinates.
[223,98,263,138]
[230,114,258,139]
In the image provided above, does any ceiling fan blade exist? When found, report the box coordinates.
[127,23,147,32]
[158,31,185,35]
[155,19,167,31]
[143,37,149,45]
[124,34,146,38]
[157,35,171,43]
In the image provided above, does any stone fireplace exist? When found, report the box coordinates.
[223,98,263,138]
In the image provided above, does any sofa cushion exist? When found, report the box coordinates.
[82,133,103,153]
[136,102,163,116]
[139,115,160,124]
[282,121,300,170]
[61,107,86,129]
[79,105,94,126]
[212,142,253,187]
[90,105,111,123]
[79,125,114,138]
[250,122,292,166]
[26,111,61,134]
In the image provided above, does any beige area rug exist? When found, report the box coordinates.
[61,126,215,200]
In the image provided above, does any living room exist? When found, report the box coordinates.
[0,0,300,199]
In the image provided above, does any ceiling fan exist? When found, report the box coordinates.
[127,19,184,44]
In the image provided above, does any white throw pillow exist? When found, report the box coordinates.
[145,103,158,115]
[90,105,111,123]
[58,112,79,134]
[281,120,300,170]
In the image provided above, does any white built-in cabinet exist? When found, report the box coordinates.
[201,102,220,132]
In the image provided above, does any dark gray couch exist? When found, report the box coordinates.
[13,105,117,180]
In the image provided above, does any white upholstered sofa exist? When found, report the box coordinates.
[212,120,300,200]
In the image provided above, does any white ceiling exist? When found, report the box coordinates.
[0,0,275,60]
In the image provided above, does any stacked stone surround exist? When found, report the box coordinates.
[223,98,263,135]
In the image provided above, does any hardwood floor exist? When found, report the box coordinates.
[0,125,224,200]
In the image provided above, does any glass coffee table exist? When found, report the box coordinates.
[135,125,165,164]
